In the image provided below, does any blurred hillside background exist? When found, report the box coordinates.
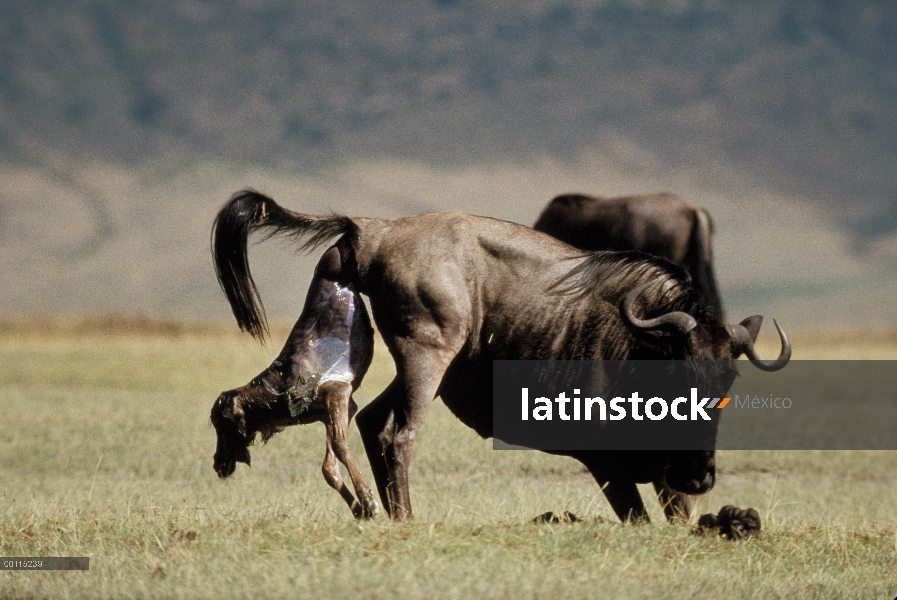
[0,1,895,329]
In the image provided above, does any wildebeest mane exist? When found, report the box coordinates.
[212,190,358,340]
[550,250,705,320]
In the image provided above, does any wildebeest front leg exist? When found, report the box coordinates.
[652,480,691,523]
[598,479,650,523]
[320,380,379,519]
[581,458,650,522]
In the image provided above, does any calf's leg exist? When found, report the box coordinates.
[322,437,365,518]
[320,380,379,518]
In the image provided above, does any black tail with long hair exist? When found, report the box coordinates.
[211,189,358,340]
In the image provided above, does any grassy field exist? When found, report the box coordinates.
[1,320,896,599]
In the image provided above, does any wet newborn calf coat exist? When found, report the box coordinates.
[210,245,379,518]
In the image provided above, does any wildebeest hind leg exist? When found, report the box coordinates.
[320,380,379,519]
[356,383,397,516]
[652,480,691,523]
[356,349,446,521]
[357,377,424,520]
[383,349,451,521]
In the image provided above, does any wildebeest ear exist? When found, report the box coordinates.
[232,400,247,437]
[211,394,230,422]
[212,393,248,437]
[739,316,763,343]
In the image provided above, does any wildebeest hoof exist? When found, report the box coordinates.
[367,499,380,518]
[532,511,582,524]
[695,505,761,539]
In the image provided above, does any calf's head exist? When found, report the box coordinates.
[210,365,301,478]
[211,351,338,477]
[211,390,253,478]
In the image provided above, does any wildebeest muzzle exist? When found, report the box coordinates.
[666,453,716,495]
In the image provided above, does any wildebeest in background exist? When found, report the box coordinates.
[210,244,380,518]
[534,193,725,320]
[212,190,790,523]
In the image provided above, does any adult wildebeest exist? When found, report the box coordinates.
[212,190,790,523]
[211,244,380,518]
[534,193,724,320]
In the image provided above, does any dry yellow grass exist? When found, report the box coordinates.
[1,320,895,598]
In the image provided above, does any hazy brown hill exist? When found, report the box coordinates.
[1,2,895,327]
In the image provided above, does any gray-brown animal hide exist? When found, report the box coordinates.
[212,190,789,524]
[534,193,724,320]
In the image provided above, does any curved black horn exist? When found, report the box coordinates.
[728,318,791,372]
[622,280,698,334]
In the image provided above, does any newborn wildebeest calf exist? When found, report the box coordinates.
[210,245,380,518]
